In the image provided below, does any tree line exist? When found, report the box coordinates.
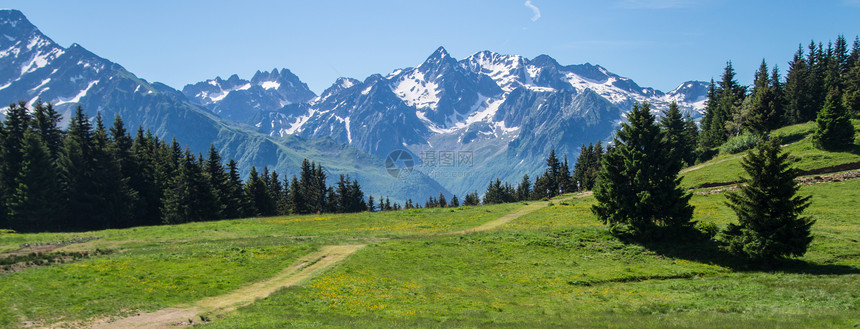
[0,102,374,232]
[700,35,858,153]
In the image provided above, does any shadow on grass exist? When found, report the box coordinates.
[633,233,860,275]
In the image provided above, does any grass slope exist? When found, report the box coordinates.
[0,144,858,327]
[198,181,859,328]
[681,120,860,188]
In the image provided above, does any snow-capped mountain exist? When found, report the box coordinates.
[190,46,708,196]
[0,9,451,202]
[182,68,315,123]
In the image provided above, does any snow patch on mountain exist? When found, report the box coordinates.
[55,80,98,105]
[392,70,440,109]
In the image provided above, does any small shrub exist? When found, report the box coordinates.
[720,132,761,154]
[548,202,555,207]
[695,222,718,239]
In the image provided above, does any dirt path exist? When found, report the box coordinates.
[447,196,576,235]
[88,245,364,329]
[82,196,567,328]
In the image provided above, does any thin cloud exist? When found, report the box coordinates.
[524,0,541,22]
[844,0,860,7]
[617,0,698,9]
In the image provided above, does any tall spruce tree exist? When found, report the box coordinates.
[660,102,689,166]
[592,103,694,238]
[8,131,60,231]
[813,88,855,150]
[747,60,781,134]
[722,138,814,265]
[223,159,245,219]
[204,145,228,219]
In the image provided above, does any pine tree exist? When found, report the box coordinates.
[747,60,781,134]
[450,195,459,207]
[660,102,689,166]
[844,55,860,116]
[516,174,531,201]
[813,88,855,150]
[438,193,447,208]
[681,112,699,165]
[8,131,60,231]
[722,138,814,265]
[559,156,573,193]
[243,166,266,217]
[367,195,375,212]
[204,145,228,219]
[785,45,814,124]
[32,101,64,161]
[592,103,694,238]
[92,113,135,228]
[699,78,719,147]
[59,105,99,230]
[287,174,305,214]
[1,101,30,223]
[223,159,245,219]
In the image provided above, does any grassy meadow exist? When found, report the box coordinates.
[1,124,859,328]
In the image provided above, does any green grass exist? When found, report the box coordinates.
[681,120,860,188]
[1,180,858,328]
[199,181,860,328]
[0,204,518,327]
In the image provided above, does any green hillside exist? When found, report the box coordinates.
[1,156,859,328]
[681,120,860,189]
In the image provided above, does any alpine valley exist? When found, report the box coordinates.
[1,9,708,200]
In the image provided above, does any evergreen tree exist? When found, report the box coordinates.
[464,191,480,206]
[844,55,860,116]
[699,78,719,147]
[204,145,228,219]
[592,103,694,238]
[450,195,459,207]
[276,175,291,215]
[438,193,447,208]
[367,195,375,212]
[127,127,161,225]
[722,138,814,265]
[8,131,60,231]
[559,156,573,193]
[32,101,64,161]
[243,166,267,217]
[287,175,305,214]
[59,105,99,230]
[681,113,699,165]
[1,101,30,223]
[223,159,245,219]
[516,174,531,201]
[747,60,781,134]
[91,113,135,228]
[660,102,689,166]
[785,45,814,124]
[812,88,855,150]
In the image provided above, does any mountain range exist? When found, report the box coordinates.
[0,9,708,200]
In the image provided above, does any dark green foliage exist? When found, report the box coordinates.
[483,179,516,205]
[450,195,459,207]
[516,174,531,201]
[746,60,783,134]
[844,55,860,116]
[7,131,60,231]
[812,88,855,150]
[660,102,697,167]
[722,138,814,264]
[592,103,694,238]
[0,101,373,232]
[572,142,603,190]
[700,62,746,148]
[463,191,480,206]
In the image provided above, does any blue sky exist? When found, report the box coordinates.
[6,1,860,94]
